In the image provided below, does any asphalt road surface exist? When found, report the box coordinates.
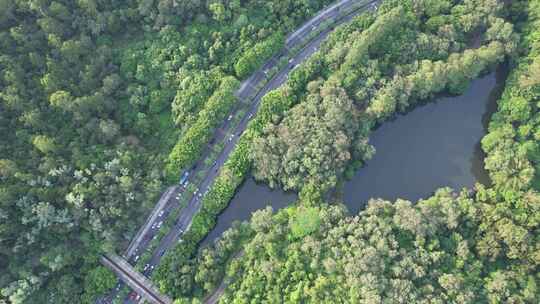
[100,1,379,303]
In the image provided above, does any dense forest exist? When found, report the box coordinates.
[250,0,518,194]
[0,0,340,303]
[2,0,539,303]
[211,186,538,303]
[155,0,540,303]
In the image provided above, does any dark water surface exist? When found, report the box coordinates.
[342,72,503,213]
[201,178,297,245]
[203,70,506,244]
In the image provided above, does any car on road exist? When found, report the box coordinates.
[134,255,140,262]
[158,210,164,217]
[135,294,141,301]
[198,192,202,198]
[248,113,253,119]
[150,265,154,270]
[227,114,233,121]
[179,171,189,185]
[157,221,163,228]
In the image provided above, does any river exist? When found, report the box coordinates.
[202,69,506,245]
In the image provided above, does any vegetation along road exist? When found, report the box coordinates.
[2,0,538,304]
[101,0,380,303]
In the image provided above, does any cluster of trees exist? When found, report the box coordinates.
[153,70,301,298]
[251,82,373,191]
[482,0,540,193]
[250,0,518,193]
[0,0,341,303]
[0,1,166,303]
[234,32,285,79]
[157,0,539,303]
[214,187,538,303]
[148,0,341,181]
[166,76,239,178]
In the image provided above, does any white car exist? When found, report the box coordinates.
[135,294,141,300]
[134,255,139,262]
[157,221,163,228]
[158,210,164,217]
[150,265,154,270]
[143,264,149,271]
[227,115,233,121]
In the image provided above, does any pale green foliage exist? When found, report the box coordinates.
[251,83,373,191]
[216,189,539,303]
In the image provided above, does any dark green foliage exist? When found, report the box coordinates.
[0,0,339,302]
[81,267,117,303]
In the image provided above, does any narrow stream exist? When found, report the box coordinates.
[202,68,507,245]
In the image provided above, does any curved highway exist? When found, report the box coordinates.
[101,1,379,303]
